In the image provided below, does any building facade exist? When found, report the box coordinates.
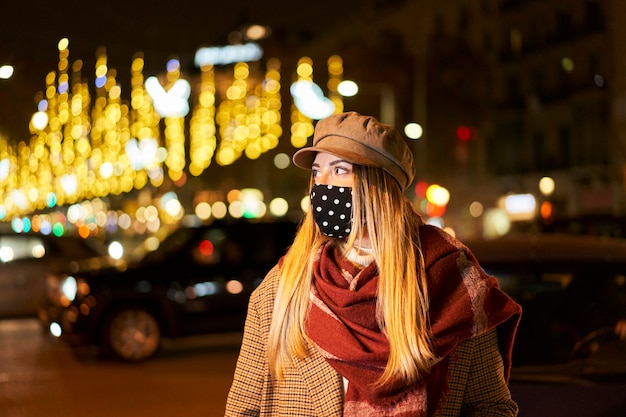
[296,0,626,238]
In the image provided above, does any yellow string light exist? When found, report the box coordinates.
[327,55,344,114]
[216,62,250,166]
[163,59,187,181]
[0,40,342,222]
[290,57,314,149]
[189,64,217,175]
[129,53,162,188]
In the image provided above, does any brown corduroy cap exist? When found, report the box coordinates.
[292,112,415,190]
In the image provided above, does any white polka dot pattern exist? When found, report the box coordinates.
[310,184,353,238]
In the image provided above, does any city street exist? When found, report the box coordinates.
[2,317,625,417]
[0,318,241,417]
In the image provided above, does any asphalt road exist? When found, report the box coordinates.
[3,318,625,417]
[0,318,241,417]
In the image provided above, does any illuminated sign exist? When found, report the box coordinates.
[194,42,263,67]
[290,80,335,120]
[145,77,191,118]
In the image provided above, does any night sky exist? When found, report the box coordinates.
[0,0,361,142]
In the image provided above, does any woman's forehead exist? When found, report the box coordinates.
[312,151,353,165]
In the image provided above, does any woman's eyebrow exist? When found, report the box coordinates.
[311,159,352,168]
[329,159,351,166]
[312,159,351,168]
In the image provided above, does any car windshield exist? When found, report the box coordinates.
[138,221,296,268]
[0,234,107,264]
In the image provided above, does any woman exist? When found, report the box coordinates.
[225,112,522,416]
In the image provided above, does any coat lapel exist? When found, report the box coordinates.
[293,342,344,416]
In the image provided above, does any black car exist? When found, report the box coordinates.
[40,220,297,361]
[465,233,626,417]
[0,231,111,318]
[466,233,626,367]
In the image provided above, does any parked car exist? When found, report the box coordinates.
[466,232,626,367]
[39,220,297,361]
[465,233,626,417]
[0,231,111,318]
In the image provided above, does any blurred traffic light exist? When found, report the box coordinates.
[456,125,477,142]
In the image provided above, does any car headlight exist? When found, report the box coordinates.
[61,276,77,302]
[58,275,91,307]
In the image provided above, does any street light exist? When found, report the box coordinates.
[337,79,396,125]
[0,65,13,80]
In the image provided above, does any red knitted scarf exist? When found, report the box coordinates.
[305,234,521,417]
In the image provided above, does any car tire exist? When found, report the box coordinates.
[101,307,161,361]
[571,326,618,359]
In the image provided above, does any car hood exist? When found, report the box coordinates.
[64,255,128,276]
[512,338,626,384]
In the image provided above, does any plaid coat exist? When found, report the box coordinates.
[225,226,520,416]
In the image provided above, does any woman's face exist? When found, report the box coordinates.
[311,152,354,187]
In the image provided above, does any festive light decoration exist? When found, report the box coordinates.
[0,38,343,222]
[194,42,263,67]
[327,55,344,114]
[128,53,164,189]
[189,63,217,176]
[290,57,315,149]
[214,59,282,166]
[290,56,344,148]
[160,59,188,181]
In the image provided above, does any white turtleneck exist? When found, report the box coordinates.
[342,243,375,267]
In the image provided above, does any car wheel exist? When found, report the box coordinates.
[102,307,161,361]
[571,326,617,359]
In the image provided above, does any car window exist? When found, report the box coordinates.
[0,234,107,265]
[53,236,108,259]
[142,222,295,267]
[141,228,195,264]
[191,223,293,266]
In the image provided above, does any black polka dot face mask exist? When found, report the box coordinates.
[310,184,353,238]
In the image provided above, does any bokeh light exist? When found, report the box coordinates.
[0,65,14,79]
[269,198,288,217]
[469,201,484,218]
[108,241,124,259]
[425,184,450,206]
[337,80,358,97]
[538,177,555,196]
[273,153,291,169]
[404,123,423,139]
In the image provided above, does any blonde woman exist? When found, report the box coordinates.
[225,112,522,416]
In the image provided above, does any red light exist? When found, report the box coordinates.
[414,181,429,198]
[456,126,471,142]
[426,202,446,217]
[199,240,214,256]
[540,201,553,219]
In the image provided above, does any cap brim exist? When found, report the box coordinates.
[292,147,318,170]
[292,143,382,171]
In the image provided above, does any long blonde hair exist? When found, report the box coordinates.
[267,165,436,386]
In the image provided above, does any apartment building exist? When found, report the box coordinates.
[296,0,626,237]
